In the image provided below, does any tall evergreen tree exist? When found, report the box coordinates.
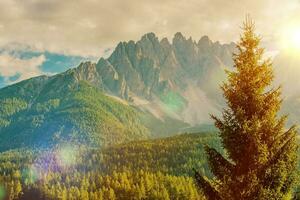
[194,17,298,200]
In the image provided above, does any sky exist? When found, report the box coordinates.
[0,0,299,87]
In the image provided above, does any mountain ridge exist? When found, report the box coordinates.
[64,32,235,125]
[0,77,149,151]
[0,32,245,151]
[1,31,299,151]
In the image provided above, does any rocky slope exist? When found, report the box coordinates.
[68,32,235,125]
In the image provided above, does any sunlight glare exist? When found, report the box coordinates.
[56,145,78,167]
[280,24,300,54]
[22,166,39,184]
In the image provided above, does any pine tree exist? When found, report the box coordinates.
[194,17,298,200]
[107,188,116,200]
[14,180,22,198]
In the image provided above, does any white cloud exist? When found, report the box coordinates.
[0,0,298,57]
[0,53,46,84]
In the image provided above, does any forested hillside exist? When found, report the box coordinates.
[0,79,148,151]
[0,126,299,200]
[0,132,221,200]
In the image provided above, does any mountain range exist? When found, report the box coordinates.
[69,32,235,124]
[0,32,298,151]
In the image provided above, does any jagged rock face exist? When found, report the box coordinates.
[68,32,236,125]
[84,32,234,99]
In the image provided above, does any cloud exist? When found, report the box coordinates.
[0,0,298,57]
[0,53,46,84]
[0,42,99,87]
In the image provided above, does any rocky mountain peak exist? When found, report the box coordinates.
[160,37,171,47]
[61,32,236,125]
[173,32,185,42]
[141,32,157,42]
[198,35,212,48]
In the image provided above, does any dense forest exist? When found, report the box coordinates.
[0,132,299,200]
[0,132,222,200]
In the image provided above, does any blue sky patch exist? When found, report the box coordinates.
[0,48,98,88]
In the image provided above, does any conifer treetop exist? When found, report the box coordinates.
[195,16,298,200]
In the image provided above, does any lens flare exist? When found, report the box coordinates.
[22,166,39,185]
[159,91,187,113]
[56,145,78,167]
